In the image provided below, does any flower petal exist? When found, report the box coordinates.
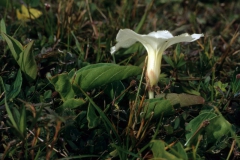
[148,30,173,39]
[146,48,162,87]
[191,34,204,41]
[111,29,159,54]
[164,33,204,49]
[110,29,140,54]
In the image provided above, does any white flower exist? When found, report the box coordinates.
[111,29,203,97]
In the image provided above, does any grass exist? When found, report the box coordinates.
[0,0,240,159]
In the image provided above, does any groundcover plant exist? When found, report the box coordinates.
[0,0,240,160]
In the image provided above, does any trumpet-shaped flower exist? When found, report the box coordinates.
[111,29,203,98]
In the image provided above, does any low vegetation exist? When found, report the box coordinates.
[0,0,240,159]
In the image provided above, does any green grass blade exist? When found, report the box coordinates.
[0,76,18,130]
[0,18,6,34]
[19,106,26,138]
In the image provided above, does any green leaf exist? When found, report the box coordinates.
[0,69,22,105]
[163,55,175,68]
[155,93,205,107]
[72,63,142,91]
[205,116,231,144]
[77,63,115,71]
[144,94,204,120]
[43,90,52,102]
[21,40,37,80]
[47,72,75,101]
[19,107,26,138]
[0,77,18,130]
[150,140,179,160]
[0,19,6,34]
[185,112,217,146]
[12,106,20,125]
[7,70,22,98]
[214,81,228,97]
[60,98,86,110]
[1,33,37,80]
[176,59,186,68]
[1,32,22,58]
[142,98,174,119]
[185,112,231,147]
[87,103,101,129]
[48,64,141,101]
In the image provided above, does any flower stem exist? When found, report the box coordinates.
[148,90,154,99]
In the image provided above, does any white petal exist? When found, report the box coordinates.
[110,29,139,54]
[148,30,173,39]
[191,33,204,41]
[164,33,204,49]
[146,48,162,87]
[111,29,159,54]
